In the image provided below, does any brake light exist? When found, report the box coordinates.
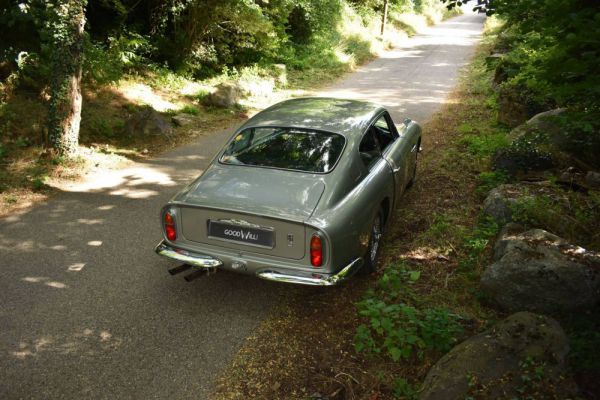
[164,211,176,241]
[310,234,323,267]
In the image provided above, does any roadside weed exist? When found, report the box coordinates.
[460,132,509,158]
[354,300,463,361]
[457,216,498,273]
[510,192,600,250]
[476,171,510,196]
[355,262,463,362]
[392,377,418,399]
[179,104,200,115]
[31,176,47,191]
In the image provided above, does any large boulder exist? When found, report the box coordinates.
[419,312,577,400]
[125,107,173,137]
[497,86,550,128]
[481,182,563,226]
[508,108,566,142]
[493,110,562,176]
[481,228,600,313]
[492,145,554,177]
[204,82,243,108]
[585,171,600,189]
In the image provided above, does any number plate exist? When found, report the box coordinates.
[208,220,275,249]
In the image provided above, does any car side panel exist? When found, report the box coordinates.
[387,122,421,204]
[308,158,395,270]
[383,133,412,200]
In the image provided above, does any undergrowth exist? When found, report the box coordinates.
[354,262,464,362]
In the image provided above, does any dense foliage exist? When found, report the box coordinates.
[0,0,444,86]
[444,0,600,167]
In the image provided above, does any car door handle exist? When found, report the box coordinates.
[393,167,402,173]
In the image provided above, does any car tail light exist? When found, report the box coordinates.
[310,234,323,267]
[164,210,176,241]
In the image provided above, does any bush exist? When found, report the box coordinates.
[552,109,600,168]
[355,300,463,361]
[83,38,123,84]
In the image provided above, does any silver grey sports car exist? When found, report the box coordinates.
[155,97,421,285]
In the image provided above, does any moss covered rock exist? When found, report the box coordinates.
[420,312,578,400]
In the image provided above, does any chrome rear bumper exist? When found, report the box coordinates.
[154,240,362,286]
[256,258,363,286]
[155,241,223,268]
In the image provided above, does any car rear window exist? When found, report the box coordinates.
[220,127,345,173]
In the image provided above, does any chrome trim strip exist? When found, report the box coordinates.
[155,241,223,268]
[217,218,265,229]
[257,258,363,286]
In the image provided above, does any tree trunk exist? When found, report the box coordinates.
[47,0,87,157]
[380,0,389,36]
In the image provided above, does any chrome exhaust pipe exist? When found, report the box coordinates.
[168,264,192,275]
[184,269,206,282]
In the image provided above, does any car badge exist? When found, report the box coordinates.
[287,234,294,246]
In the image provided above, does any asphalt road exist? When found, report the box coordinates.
[0,12,484,400]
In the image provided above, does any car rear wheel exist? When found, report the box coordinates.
[363,210,384,274]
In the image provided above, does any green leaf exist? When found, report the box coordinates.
[409,270,421,282]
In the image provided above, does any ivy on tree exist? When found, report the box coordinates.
[47,0,87,156]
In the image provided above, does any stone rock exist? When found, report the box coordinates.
[493,110,565,177]
[526,108,565,128]
[171,114,196,127]
[508,108,566,142]
[482,184,529,225]
[481,229,600,313]
[556,168,588,192]
[204,82,243,108]
[497,86,550,128]
[125,107,172,137]
[420,312,577,400]
[586,171,600,188]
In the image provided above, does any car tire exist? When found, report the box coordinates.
[362,210,384,274]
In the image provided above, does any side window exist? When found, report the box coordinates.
[373,113,398,152]
[359,129,381,170]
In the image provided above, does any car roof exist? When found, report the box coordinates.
[241,97,385,138]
